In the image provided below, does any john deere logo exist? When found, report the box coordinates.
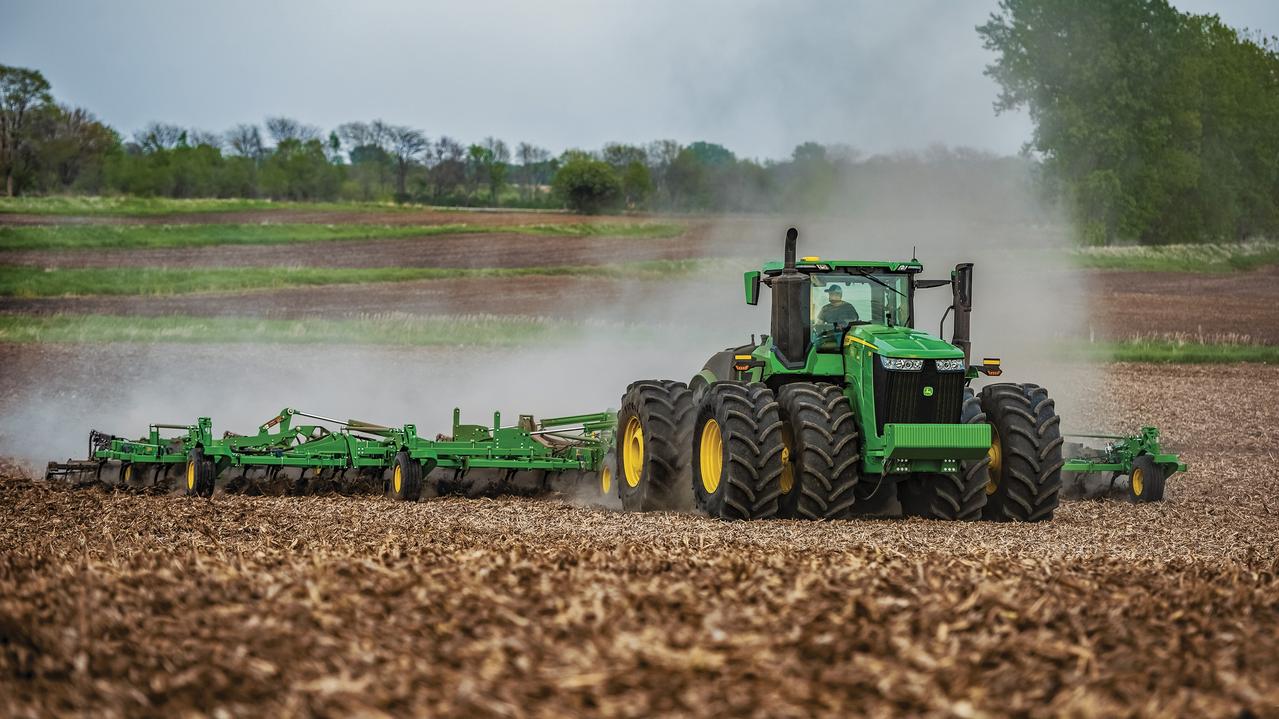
[922,386,934,397]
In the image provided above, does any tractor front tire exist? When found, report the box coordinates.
[184,449,215,498]
[616,380,695,512]
[1127,455,1166,503]
[776,382,861,520]
[388,450,423,502]
[692,382,786,520]
[900,388,990,521]
[979,383,1063,522]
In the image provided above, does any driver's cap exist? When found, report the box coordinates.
[824,285,843,294]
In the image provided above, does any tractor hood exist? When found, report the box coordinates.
[846,325,964,359]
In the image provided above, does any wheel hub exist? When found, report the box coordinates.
[985,426,1002,495]
[623,416,644,488]
[699,418,723,494]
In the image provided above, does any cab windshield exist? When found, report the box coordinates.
[810,272,910,349]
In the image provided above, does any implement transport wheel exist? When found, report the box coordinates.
[692,382,786,520]
[388,450,423,502]
[900,388,990,521]
[978,383,1063,522]
[776,382,861,520]
[616,380,695,511]
[1127,455,1166,503]
[183,448,215,498]
[599,449,618,498]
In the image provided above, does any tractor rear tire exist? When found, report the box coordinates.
[692,382,786,520]
[776,382,861,520]
[388,450,423,502]
[979,383,1063,522]
[900,388,989,521]
[1127,455,1166,502]
[616,380,695,512]
[183,449,215,498]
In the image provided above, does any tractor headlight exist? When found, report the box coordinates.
[935,358,967,372]
[880,356,924,371]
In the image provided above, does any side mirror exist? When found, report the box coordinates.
[744,270,761,306]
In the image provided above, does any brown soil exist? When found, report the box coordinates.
[1,230,709,271]
[1,362,1277,717]
[1079,266,1279,344]
[0,275,651,319]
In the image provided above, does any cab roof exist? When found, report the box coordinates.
[760,258,923,274]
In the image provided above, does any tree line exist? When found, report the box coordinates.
[5,0,1278,245]
[981,0,1279,244]
[0,63,1040,221]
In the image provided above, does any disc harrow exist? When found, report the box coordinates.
[45,406,617,500]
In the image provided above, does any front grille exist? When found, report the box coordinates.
[872,359,965,434]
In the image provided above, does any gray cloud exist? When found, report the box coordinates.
[3,0,1275,159]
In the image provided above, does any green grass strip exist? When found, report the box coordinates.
[0,260,723,297]
[1072,340,1279,363]
[0,197,434,217]
[0,313,653,347]
[1,314,1273,362]
[0,221,684,252]
[1068,240,1279,272]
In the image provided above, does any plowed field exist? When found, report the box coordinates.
[2,363,1276,718]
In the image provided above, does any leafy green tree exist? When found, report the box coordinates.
[979,0,1279,244]
[0,64,53,196]
[553,153,621,213]
[620,161,652,208]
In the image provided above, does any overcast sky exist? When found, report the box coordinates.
[4,0,1276,160]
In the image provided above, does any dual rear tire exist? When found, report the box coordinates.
[616,380,864,520]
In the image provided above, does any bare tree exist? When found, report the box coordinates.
[264,116,320,145]
[225,124,264,160]
[388,126,429,199]
[516,142,551,200]
[429,136,466,199]
[0,64,53,196]
[133,122,185,152]
[188,128,223,150]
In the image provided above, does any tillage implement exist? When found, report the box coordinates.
[46,228,1184,520]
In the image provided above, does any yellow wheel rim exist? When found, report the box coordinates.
[124,465,133,483]
[985,426,1002,496]
[622,416,644,488]
[779,438,794,495]
[393,465,402,494]
[600,465,612,494]
[1132,467,1144,497]
[186,461,195,491]
[699,419,723,494]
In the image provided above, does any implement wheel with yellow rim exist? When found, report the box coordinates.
[692,382,786,520]
[1127,455,1166,503]
[388,450,423,502]
[183,448,216,498]
[615,380,695,511]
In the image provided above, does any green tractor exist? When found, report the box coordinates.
[614,227,1063,522]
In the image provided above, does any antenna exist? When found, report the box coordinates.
[912,245,918,262]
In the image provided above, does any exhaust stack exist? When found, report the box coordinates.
[771,227,811,369]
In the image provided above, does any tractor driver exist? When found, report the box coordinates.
[817,284,860,326]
